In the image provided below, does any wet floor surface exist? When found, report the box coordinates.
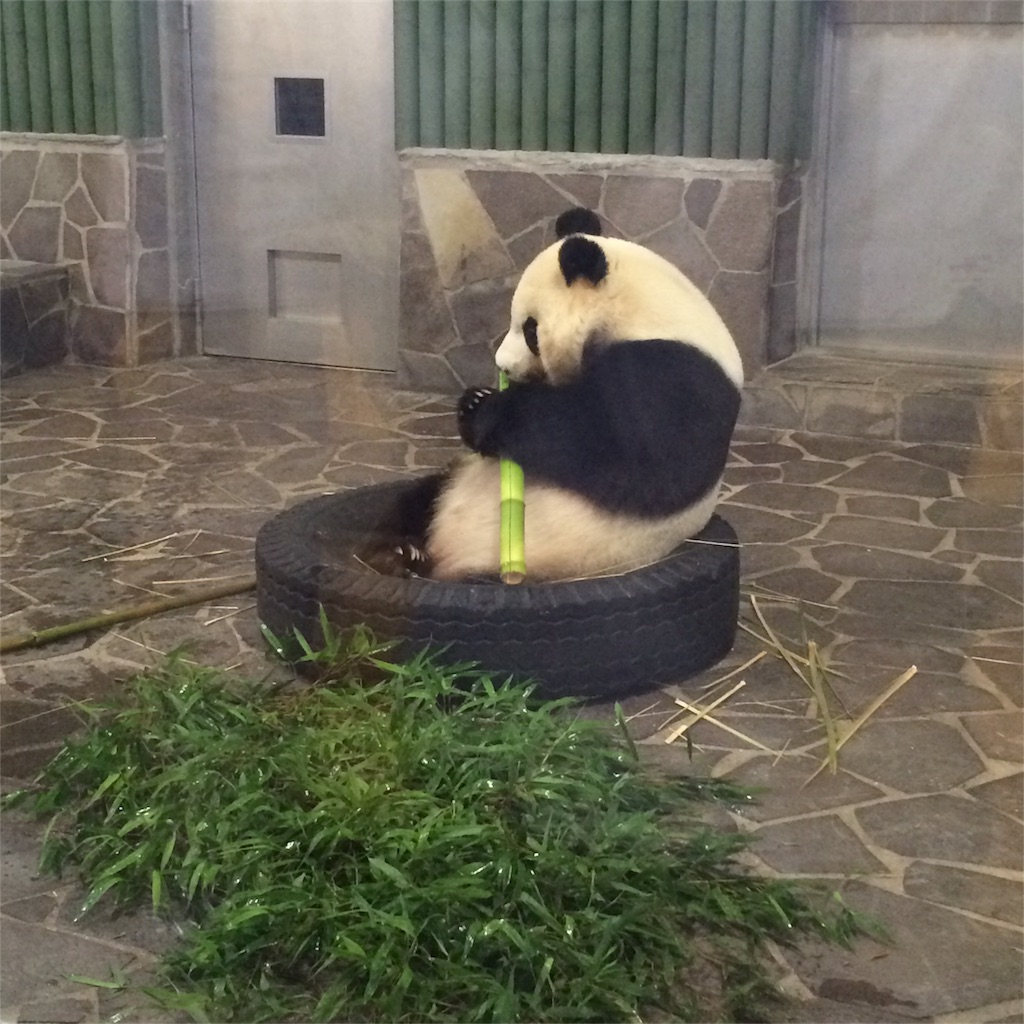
[1,357,1021,1023]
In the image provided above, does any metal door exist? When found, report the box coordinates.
[811,16,1023,362]
[191,0,399,369]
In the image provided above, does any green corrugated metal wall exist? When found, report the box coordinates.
[394,0,815,161]
[0,0,162,137]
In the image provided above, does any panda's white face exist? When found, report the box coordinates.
[496,242,602,386]
[495,234,744,389]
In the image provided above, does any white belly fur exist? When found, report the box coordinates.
[427,454,722,582]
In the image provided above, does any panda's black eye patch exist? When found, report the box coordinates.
[523,317,539,355]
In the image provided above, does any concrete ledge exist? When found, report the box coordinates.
[741,349,1023,450]
[0,259,71,378]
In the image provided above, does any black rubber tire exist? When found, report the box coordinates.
[255,480,740,702]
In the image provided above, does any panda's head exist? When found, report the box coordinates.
[495,207,743,388]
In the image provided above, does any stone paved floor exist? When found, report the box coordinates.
[1,357,1021,1024]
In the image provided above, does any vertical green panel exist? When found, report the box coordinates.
[767,0,801,162]
[710,0,743,158]
[0,42,9,131]
[626,0,656,153]
[138,0,162,135]
[1,1,32,131]
[792,0,817,161]
[573,0,601,153]
[738,0,773,158]
[394,0,419,148]
[681,0,713,156]
[545,0,573,151]
[443,0,469,147]
[494,0,521,149]
[599,0,629,153]
[66,0,95,133]
[653,0,685,155]
[23,0,53,132]
[88,0,116,134]
[469,0,495,148]
[417,0,445,146]
[520,0,548,150]
[110,0,142,137]
[44,1,73,133]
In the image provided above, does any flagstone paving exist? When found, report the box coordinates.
[1,358,1021,1023]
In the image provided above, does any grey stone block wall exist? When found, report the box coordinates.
[0,134,195,368]
[398,149,792,392]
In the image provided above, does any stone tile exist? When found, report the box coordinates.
[845,495,922,520]
[64,186,98,228]
[705,179,775,272]
[811,543,966,583]
[837,719,985,793]
[960,472,1024,506]
[969,773,1024,820]
[904,862,1022,926]
[33,153,78,203]
[805,386,897,440]
[718,504,818,544]
[972,559,1022,604]
[728,756,885,823]
[752,567,842,604]
[71,307,126,366]
[8,207,62,264]
[80,152,126,223]
[602,175,685,237]
[464,170,568,238]
[842,579,1022,633]
[448,279,516,349]
[738,384,807,429]
[726,481,839,515]
[953,529,1023,559]
[779,458,849,485]
[790,883,1023,1017]
[737,542,802,577]
[84,226,130,308]
[731,440,803,465]
[683,178,721,229]
[791,431,901,462]
[0,150,40,227]
[924,497,1022,529]
[960,712,1024,763]
[707,270,768,376]
[812,515,946,553]
[901,393,983,446]
[544,173,603,213]
[829,456,953,498]
[981,399,1024,451]
[0,914,137,1011]
[857,793,1020,869]
[752,814,889,875]
[16,996,93,1023]
[643,219,718,292]
[834,668,1003,718]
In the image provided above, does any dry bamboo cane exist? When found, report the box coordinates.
[498,371,526,584]
[0,578,257,654]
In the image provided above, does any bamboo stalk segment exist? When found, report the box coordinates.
[498,371,526,584]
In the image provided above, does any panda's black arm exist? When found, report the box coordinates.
[464,340,740,517]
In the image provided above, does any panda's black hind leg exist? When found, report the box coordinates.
[357,472,444,578]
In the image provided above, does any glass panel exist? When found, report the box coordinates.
[274,76,325,136]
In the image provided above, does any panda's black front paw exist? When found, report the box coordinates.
[457,386,498,450]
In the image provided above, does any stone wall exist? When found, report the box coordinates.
[0,133,196,367]
[398,149,795,392]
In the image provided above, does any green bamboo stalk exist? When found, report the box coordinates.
[498,371,525,584]
[0,578,256,654]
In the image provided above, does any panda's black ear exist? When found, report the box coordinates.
[559,236,608,287]
[555,207,603,239]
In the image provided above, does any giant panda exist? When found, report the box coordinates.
[392,207,743,582]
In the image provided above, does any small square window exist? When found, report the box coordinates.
[274,77,325,137]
